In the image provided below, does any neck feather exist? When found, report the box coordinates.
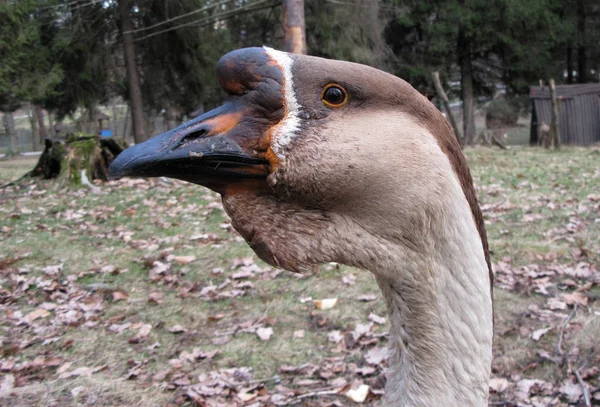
[372,219,493,406]
[348,177,493,406]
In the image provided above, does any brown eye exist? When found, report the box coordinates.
[321,84,348,108]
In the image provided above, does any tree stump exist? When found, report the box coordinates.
[21,133,128,187]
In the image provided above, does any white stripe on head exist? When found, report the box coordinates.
[264,47,302,159]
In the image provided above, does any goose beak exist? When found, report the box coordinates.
[108,103,270,192]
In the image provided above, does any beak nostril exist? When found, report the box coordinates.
[178,128,208,146]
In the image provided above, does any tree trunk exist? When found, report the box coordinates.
[35,105,48,145]
[549,79,560,149]
[576,0,587,83]
[28,106,40,151]
[566,44,574,84]
[432,71,462,145]
[283,0,306,54]
[118,0,147,144]
[122,104,130,143]
[48,111,55,138]
[3,111,19,156]
[112,103,119,138]
[458,28,476,144]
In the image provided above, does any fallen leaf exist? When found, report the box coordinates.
[256,327,273,341]
[562,292,588,306]
[342,274,356,285]
[40,264,62,276]
[0,374,15,397]
[345,384,370,403]
[489,377,509,393]
[368,313,386,325]
[293,330,305,339]
[353,323,373,339]
[173,255,196,264]
[356,294,377,302]
[238,389,257,401]
[168,325,186,333]
[129,324,152,344]
[112,291,129,302]
[59,366,94,379]
[560,377,583,403]
[355,366,376,376]
[23,308,50,325]
[365,347,390,365]
[212,336,231,345]
[547,297,567,310]
[70,386,86,398]
[531,327,552,341]
[148,292,164,304]
[313,298,338,310]
[328,330,343,343]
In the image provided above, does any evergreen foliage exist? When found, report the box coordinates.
[1,0,599,132]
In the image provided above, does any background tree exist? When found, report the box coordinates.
[0,0,62,154]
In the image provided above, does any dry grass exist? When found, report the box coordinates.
[0,156,38,184]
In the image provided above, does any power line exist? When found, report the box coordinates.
[132,0,278,42]
[37,0,102,12]
[123,0,236,34]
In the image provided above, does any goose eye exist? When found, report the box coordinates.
[321,84,348,108]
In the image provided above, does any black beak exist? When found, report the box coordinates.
[108,103,270,191]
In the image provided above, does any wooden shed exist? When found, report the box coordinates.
[530,83,600,146]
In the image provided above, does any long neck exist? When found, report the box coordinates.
[359,198,493,406]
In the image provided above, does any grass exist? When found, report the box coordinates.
[0,157,38,184]
[1,147,599,406]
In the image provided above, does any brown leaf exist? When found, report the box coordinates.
[129,324,152,344]
[152,369,171,382]
[112,291,129,302]
[148,292,164,304]
[23,308,50,325]
[562,292,588,306]
[173,255,196,265]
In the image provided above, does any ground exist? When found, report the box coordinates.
[0,147,599,407]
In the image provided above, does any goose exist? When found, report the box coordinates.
[109,47,493,407]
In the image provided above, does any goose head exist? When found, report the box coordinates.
[109,47,493,406]
[110,47,489,274]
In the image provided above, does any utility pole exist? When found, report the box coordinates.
[118,0,147,144]
[283,0,306,54]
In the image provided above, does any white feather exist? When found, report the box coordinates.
[263,47,302,158]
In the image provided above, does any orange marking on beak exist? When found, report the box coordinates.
[204,112,243,137]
